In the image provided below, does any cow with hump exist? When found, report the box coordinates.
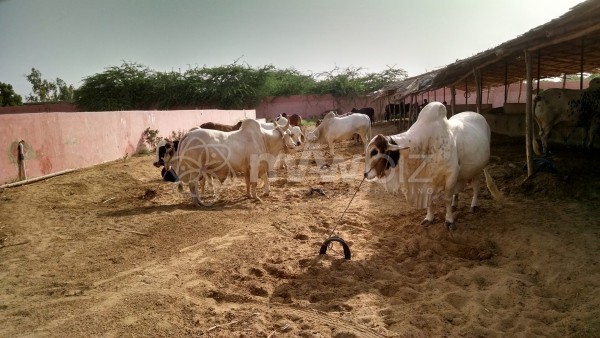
[533,77,600,155]
[363,102,501,230]
[154,118,296,206]
[307,111,371,155]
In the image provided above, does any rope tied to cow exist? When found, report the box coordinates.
[328,176,366,238]
[320,176,367,260]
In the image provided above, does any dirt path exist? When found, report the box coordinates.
[1,124,599,337]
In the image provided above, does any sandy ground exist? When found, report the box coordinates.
[1,123,599,338]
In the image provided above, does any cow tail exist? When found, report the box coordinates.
[483,168,503,203]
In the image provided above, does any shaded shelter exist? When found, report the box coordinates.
[374,0,600,176]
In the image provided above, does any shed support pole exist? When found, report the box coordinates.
[504,62,508,105]
[580,37,585,90]
[450,86,456,116]
[473,68,482,113]
[464,79,468,105]
[525,50,534,177]
[536,50,541,95]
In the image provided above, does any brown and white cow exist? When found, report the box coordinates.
[200,120,243,132]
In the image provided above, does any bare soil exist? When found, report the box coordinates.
[1,123,599,337]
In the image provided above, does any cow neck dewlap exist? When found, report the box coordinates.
[399,122,451,209]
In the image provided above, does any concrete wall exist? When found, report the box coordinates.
[0,109,254,184]
[256,94,376,121]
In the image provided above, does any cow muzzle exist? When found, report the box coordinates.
[161,167,179,182]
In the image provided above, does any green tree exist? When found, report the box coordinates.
[261,68,316,97]
[74,61,408,111]
[75,62,154,111]
[0,82,23,106]
[25,68,74,102]
[309,66,407,97]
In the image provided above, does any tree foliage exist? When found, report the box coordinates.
[25,68,74,102]
[74,61,408,111]
[0,82,23,106]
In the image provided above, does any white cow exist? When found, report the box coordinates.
[155,119,296,206]
[364,102,501,230]
[260,117,301,146]
[533,77,600,155]
[307,112,371,155]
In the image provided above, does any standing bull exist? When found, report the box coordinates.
[533,77,600,154]
[364,102,501,230]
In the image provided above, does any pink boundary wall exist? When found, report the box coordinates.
[256,94,376,120]
[0,109,254,184]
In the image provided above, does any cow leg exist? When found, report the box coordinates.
[262,172,270,196]
[328,140,335,155]
[586,120,599,149]
[451,194,459,212]
[539,126,551,154]
[252,182,261,201]
[245,171,261,201]
[244,172,252,198]
[469,176,481,213]
[189,180,201,207]
[444,191,456,230]
[421,203,435,227]
[444,175,459,230]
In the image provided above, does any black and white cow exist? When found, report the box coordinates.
[351,107,375,124]
[533,77,600,154]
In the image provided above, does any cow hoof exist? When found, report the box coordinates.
[446,222,456,231]
[470,206,480,213]
[421,219,434,227]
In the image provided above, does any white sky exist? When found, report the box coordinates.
[0,0,587,97]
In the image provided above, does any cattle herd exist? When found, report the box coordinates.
[154,90,599,228]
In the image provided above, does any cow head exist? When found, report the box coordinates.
[364,134,409,179]
[153,139,179,168]
[232,120,243,131]
[273,119,297,149]
[289,126,304,146]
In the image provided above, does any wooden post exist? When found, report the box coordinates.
[473,68,482,113]
[504,62,509,104]
[17,140,26,181]
[580,36,585,90]
[450,85,456,116]
[525,50,534,177]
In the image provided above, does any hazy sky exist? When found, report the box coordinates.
[0,0,587,97]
